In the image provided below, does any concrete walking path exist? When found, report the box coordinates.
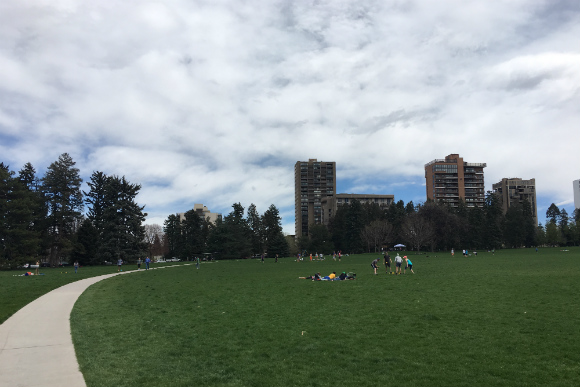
[0,264,190,387]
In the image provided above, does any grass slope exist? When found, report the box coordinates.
[71,249,580,387]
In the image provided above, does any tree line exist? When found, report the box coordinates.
[0,153,147,269]
[163,203,290,260]
[3,154,578,267]
[300,195,580,254]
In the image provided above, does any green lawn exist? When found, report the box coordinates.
[0,261,185,324]
[67,248,579,386]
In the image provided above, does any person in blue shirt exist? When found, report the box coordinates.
[404,256,415,274]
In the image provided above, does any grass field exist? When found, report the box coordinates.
[69,248,580,387]
[0,261,183,324]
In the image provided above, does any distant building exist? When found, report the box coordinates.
[424,154,486,208]
[321,193,395,225]
[178,204,221,225]
[574,179,580,210]
[295,159,336,237]
[492,178,538,224]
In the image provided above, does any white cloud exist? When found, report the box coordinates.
[1,0,579,234]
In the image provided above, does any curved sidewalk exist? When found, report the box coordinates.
[0,264,191,387]
[0,272,122,387]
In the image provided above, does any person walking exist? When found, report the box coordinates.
[145,257,150,270]
[137,257,142,270]
[275,254,279,263]
[35,260,40,275]
[74,261,79,274]
[261,254,265,263]
[117,257,123,272]
[196,256,200,269]
[394,253,403,275]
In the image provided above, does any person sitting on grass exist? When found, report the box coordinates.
[404,256,415,274]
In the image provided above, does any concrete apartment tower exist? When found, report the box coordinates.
[295,159,336,237]
[424,154,486,208]
[574,179,580,210]
[492,178,538,224]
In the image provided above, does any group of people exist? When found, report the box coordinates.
[117,257,152,272]
[299,271,356,281]
[297,251,347,262]
[372,253,414,275]
[451,248,479,257]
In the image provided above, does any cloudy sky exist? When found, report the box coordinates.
[1,0,579,234]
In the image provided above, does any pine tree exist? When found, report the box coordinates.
[71,218,99,265]
[100,176,146,262]
[163,214,182,258]
[247,203,264,255]
[262,204,289,257]
[181,209,205,259]
[85,172,147,263]
[42,153,83,265]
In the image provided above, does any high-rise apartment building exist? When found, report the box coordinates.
[492,178,538,224]
[295,159,336,237]
[424,154,486,208]
[574,179,580,210]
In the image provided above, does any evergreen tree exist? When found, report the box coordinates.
[453,199,470,248]
[418,201,459,251]
[181,209,205,259]
[262,204,289,257]
[466,207,484,250]
[101,176,147,262]
[567,221,580,246]
[386,200,407,242]
[546,203,561,225]
[247,203,263,255]
[85,171,109,235]
[71,218,99,265]
[307,224,333,254]
[483,192,504,249]
[85,173,147,262]
[545,221,560,246]
[85,171,110,261]
[207,203,252,259]
[17,163,47,254]
[42,153,83,265]
[521,199,537,247]
[163,214,182,258]
[504,204,525,248]
[0,164,42,267]
[536,223,547,246]
[344,199,367,253]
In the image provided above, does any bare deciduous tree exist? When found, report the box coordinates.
[401,213,434,252]
[144,224,163,258]
[361,220,394,252]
